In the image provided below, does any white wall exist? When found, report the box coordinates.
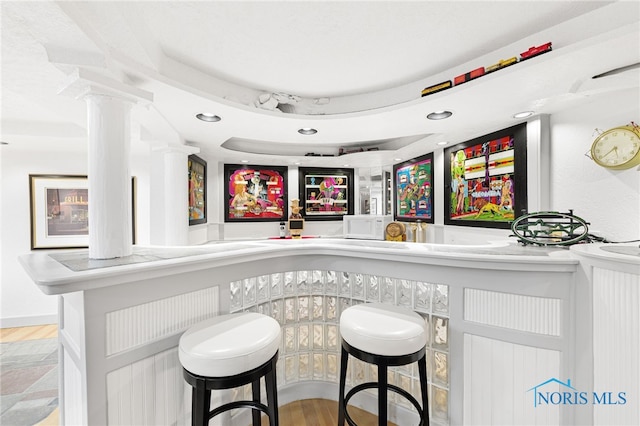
[549,88,640,242]
[132,151,152,246]
[1,149,86,327]
[0,146,152,327]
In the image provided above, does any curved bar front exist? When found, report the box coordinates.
[20,239,580,426]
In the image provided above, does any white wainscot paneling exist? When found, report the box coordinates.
[464,288,560,336]
[106,347,189,426]
[61,294,82,356]
[593,267,640,426]
[62,348,83,426]
[105,286,219,355]
[464,334,560,425]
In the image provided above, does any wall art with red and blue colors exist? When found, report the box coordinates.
[224,164,287,222]
[444,123,528,229]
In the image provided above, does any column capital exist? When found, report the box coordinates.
[59,68,153,105]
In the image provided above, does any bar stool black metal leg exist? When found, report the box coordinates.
[192,385,211,426]
[378,362,387,426]
[418,353,429,426]
[338,345,349,425]
[265,358,279,426]
[251,378,261,426]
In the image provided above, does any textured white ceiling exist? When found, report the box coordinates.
[52,1,613,97]
[1,1,639,166]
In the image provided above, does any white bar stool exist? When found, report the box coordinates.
[338,303,429,426]
[179,312,281,426]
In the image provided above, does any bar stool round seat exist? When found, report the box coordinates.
[179,312,281,426]
[338,303,430,426]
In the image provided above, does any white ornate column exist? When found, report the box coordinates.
[60,69,153,259]
[150,144,199,246]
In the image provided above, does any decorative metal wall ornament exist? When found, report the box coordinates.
[510,210,590,246]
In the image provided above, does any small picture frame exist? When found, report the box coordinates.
[29,174,89,249]
[188,155,207,226]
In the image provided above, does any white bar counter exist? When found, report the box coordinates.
[570,244,640,426]
[20,239,637,425]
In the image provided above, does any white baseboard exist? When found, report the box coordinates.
[0,314,58,328]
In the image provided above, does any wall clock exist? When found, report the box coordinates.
[590,122,640,170]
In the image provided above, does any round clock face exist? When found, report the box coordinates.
[591,127,640,169]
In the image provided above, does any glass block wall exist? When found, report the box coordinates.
[229,270,450,425]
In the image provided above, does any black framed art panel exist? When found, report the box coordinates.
[298,167,354,221]
[393,153,435,223]
[444,123,528,229]
[224,164,288,222]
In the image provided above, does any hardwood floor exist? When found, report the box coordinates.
[0,324,57,342]
[272,399,396,426]
[34,399,392,426]
[2,325,394,426]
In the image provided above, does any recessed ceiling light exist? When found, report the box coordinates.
[513,111,534,119]
[0,141,8,145]
[437,141,448,146]
[241,160,249,163]
[427,110,453,120]
[343,164,350,167]
[294,161,301,165]
[196,113,221,122]
[298,128,318,135]
[394,158,402,161]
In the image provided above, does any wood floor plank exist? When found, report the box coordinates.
[260,398,396,426]
[289,399,306,425]
[34,407,59,426]
[0,324,58,342]
[300,399,323,426]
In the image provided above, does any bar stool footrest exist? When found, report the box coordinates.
[344,382,427,426]
[209,400,270,421]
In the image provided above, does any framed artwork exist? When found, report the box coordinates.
[444,123,528,228]
[29,175,138,249]
[188,155,207,225]
[29,175,89,249]
[393,153,434,223]
[131,176,137,245]
[224,164,287,222]
[298,167,354,220]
